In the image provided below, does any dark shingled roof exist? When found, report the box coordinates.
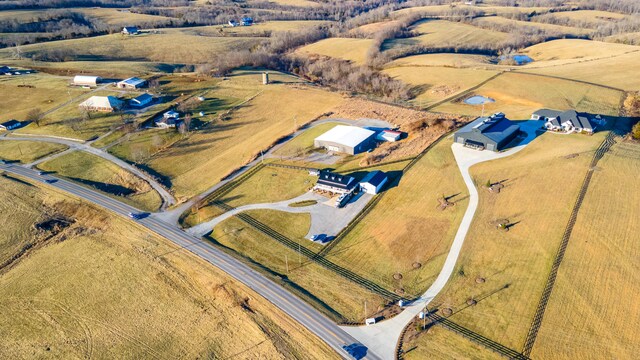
[534,108,594,131]
[317,171,356,191]
[457,113,520,145]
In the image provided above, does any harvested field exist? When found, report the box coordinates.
[537,10,628,26]
[521,39,638,63]
[433,72,622,119]
[473,16,591,36]
[531,140,640,359]
[0,177,338,359]
[431,130,609,350]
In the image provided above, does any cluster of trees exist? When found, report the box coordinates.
[0,0,188,11]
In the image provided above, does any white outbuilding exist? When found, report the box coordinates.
[79,96,123,112]
[314,125,376,155]
[73,75,102,87]
[359,170,388,194]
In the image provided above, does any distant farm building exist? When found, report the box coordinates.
[532,109,599,134]
[79,96,123,112]
[454,112,520,151]
[376,129,402,142]
[228,20,238,27]
[0,119,22,131]
[122,26,139,35]
[130,93,153,107]
[73,75,102,87]
[359,170,388,194]
[156,110,179,128]
[241,17,253,26]
[314,171,357,195]
[117,77,146,89]
[0,65,12,74]
[314,125,377,155]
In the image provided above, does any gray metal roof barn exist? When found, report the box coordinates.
[454,113,520,151]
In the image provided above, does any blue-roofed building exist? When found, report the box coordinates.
[454,112,520,151]
[117,77,147,89]
[130,93,153,107]
[241,17,253,26]
[359,170,388,194]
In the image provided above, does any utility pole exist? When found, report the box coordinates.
[285,254,289,274]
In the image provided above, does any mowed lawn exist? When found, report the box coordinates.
[324,138,469,297]
[37,151,162,212]
[431,130,609,351]
[211,210,387,321]
[0,32,264,64]
[531,140,640,359]
[383,66,499,106]
[0,140,67,163]
[433,72,622,119]
[297,38,375,65]
[182,166,314,228]
[383,20,508,51]
[130,73,345,200]
[0,178,338,359]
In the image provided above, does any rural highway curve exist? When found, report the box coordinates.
[0,163,380,360]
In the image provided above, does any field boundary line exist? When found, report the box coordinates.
[521,129,619,356]
[422,71,504,111]
[512,71,626,92]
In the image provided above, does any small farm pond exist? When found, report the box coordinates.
[464,95,495,105]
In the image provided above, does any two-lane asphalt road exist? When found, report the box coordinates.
[0,163,381,360]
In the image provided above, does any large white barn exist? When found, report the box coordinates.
[73,75,102,87]
[314,125,376,155]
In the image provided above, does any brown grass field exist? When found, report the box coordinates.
[0,176,338,359]
[474,16,591,36]
[386,53,492,68]
[323,138,469,297]
[403,325,500,360]
[383,20,508,51]
[540,9,628,26]
[431,130,609,350]
[521,39,638,63]
[297,38,375,65]
[37,151,162,212]
[0,140,67,163]
[433,72,622,119]
[211,210,387,321]
[0,32,264,64]
[120,71,344,200]
[383,66,499,106]
[392,4,551,17]
[530,139,640,359]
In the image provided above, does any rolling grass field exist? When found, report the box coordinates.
[538,10,628,26]
[123,71,344,200]
[323,138,468,297]
[0,140,67,163]
[0,73,86,123]
[523,50,640,91]
[521,39,638,63]
[530,140,640,359]
[386,53,492,68]
[392,4,551,17]
[431,130,608,351]
[37,151,162,212]
[383,20,508,51]
[433,72,622,119]
[297,38,375,65]
[211,210,387,321]
[383,66,499,106]
[182,165,313,228]
[474,16,591,36]
[0,177,338,359]
[0,33,264,64]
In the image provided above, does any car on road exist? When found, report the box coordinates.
[128,212,148,220]
[342,343,368,359]
[37,171,45,176]
[45,179,57,184]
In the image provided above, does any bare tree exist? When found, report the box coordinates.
[183,113,192,133]
[26,108,44,126]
